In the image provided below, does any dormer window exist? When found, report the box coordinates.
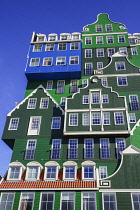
[44,161,60,181]
[63,161,77,181]
[7,162,25,181]
[25,161,43,181]
[82,161,96,180]
[37,35,46,42]
[60,33,71,40]
[72,33,81,40]
[48,34,57,41]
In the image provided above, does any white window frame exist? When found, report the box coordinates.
[8,118,19,130]
[39,192,55,210]
[82,79,88,88]
[63,161,77,181]
[69,113,78,126]
[33,44,42,52]
[102,193,117,210]
[7,162,25,181]
[114,112,124,125]
[42,57,53,66]
[107,48,115,56]
[37,35,46,42]
[70,80,78,93]
[18,192,35,210]
[51,139,61,159]
[105,24,113,31]
[102,95,109,103]
[106,36,114,44]
[82,161,96,180]
[96,25,103,32]
[96,36,104,44]
[97,62,103,69]
[119,47,127,55]
[27,98,37,109]
[129,113,136,123]
[85,62,93,75]
[96,48,104,57]
[70,42,79,50]
[56,57,66,65]
[85,49,92,58]
[58,43,67,51]
[69,56,79,65]
[131,47,138,55]
[48,35,57,41]
[56,80,65,94]
[84,139,94,159]
[129,95,139,111]
[115,138,126,159]
[92,92,100,104]
[24,139,37,160]
[85,37,92,45]
[99,166,107,179]
[82,113,90,126]
[83,95,89,104]
[0,192,15,210]
[81,192,96,210]
[44,161,60,181]
[45,43,54,51]
[103,113,110,125]
[27,116,41,135]
[131,193,140,210]
[40,98,49,109]
[51,117,61,129]
[115,62,126,71]
[25,161,43,181]
[60,192,75,210]
[101,78,108,87]
[46,80,53,90]
[91,113,101,125]
[118,35,126,43]
[68,139,78,159]
[60,97,66,106]
[117,77,128,86]
[30,58,40,66]
[100,138,110,159]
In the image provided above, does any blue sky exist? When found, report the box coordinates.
[0,0,140,176]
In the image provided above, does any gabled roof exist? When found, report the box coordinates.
[121,145,140,154]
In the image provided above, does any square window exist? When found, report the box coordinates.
[43,57,53,66]
[115,62,126,70]
[25,140,36,160]
[61,192,75,210]
[51,139,61,159]
[46,167,57,179]
[92,92,100,103]
[69,56,79,65]
[106,24,113,31]
[97,62,103,69]
[68,139,78,159]
[96,49,104,57]
[85,49,92,58]
[107,48,115,56]
[27,166,38,179]
[82,113,89,126]
[57,80,65,94]
[85,63,93,75]
[70,42,79,50]
[106,36,114,44]
[96,25,102,32]
[103,193,117,210]
[45,44,54,51]
[114,112,124,125]
[119,47,127,55]
[92,113,101,125]
[9,118,19,130]
[27,116,41,135]
[99,166,107,179]
[103,113,110,125]
[69,113,78,126]
[84,139,94,158]
[96,36,103,44]
[51,117,61,129]
[56,57,66,65]
[100,139,110,158]
[131,47,138,55]
[0,193,15,210]
[102,95,109,103]
[116,138,126,158]
[19,193,34,210]
[9,167,20,179]
[85,37,92,45]
[40,98,49,109]
[58,43,67,51]
[101,78,108,87]
[118,35,125,43]
[30,58,40,66]
[60,97,66,106]
[65,167,75,179]
[129,113,136,123]
[83,95,89,104]
[46,81,53,90]
[83,166,94,179]
[40,193,54,210]
[27,98,37,109]
[33,44,42,52]
[117,77,127,86]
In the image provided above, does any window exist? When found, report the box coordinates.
[131,47,138,55]
[102,95,109,103]
[70,80,78,93]
[56,57,66,65]
[70,42,79,50]
[116,138,126,158]
[106,36,114,44]
[83,95,89,104]
[131,193,140,210]
[44,161,59,181]
[96,48,104,57]
[114,112,124,125]
[117,77,127,86]
[37,36,45,42]
[99,166,107,179]
[92,113,101,125]
[40,98,49,109]
[43,57,53,66]
[58,43,67,51]
[68,139,78,159]
[129,38,136,45]
[129,95,139,111]
[19,193,34,210]
[40,192,54,210]
[60,35,69,40]
[69,113,78,126]
[85,63,93,75]
[45,44,54,51]
[49,35,57,41]
[85,37,92,45]
[97,62,103,69]
[51,139,61,159]
[25,140,36,160]
[101,78,108,87]
[27,116,41,135]
[85,49,92,58]
[96,36,103,44]
[61,192,75,210]
[82,113,89,126]
[46,81,53,90]
[60,97,66,106]
[103,193,117,210]
[129,113,136,123]
[72,34,80,40]
[7,162,25,181]
[84,139,94,158]
[82,192,96,210]
[51,117,61,129]
[57,80,65,94]
[92,92,100,103]
[9,118,19,130]
[83,166,94,179]
[69,56,79,65]
[103,113,110,125]
[27,98,37,109]
[107,48,115,56]
[64,167,75,179]
[115,62,126,70]
[82,79,88,88]
[118,35,125,43]
[30,58,40,66]
[0,193,15,210]
[100,139,110,158]
[119,47,127,55]
[106,24,113,31]
[26,166,38,180]
[33,44,42,52]
[96,25,102,32]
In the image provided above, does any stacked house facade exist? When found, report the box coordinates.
[1,13,140,210]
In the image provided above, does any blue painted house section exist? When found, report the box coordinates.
[25,33,82,80]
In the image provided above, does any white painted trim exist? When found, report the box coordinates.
[64,130,130,135]
[0,187,99,191]
[100,189,140,192]
[65,108,126,112]
[82,32,127,36]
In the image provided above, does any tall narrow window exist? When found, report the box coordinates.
[82,79,88,88]
[83,95,89,104]
[25,140,36,160]
[82,113,89,126]
[51,117,61,129]
[116,138,126,158]
[102,95,109,103]
[0,193,15,210]
[83,166,94,179]
[92,113,101,125]
[99,166,107,179]
[114,112,124,125]
[103,113,110,125]
[57,80,65,94]
[92,92,100,103]
[84,139,94,158]
[8,118,19,130]
[97,62,103,69]
[60,97,66,106]
[61,192,75,210]
[82,192,96,210]
[106,24,113,31]
[85,49,92,58]
[129,113,136,123]
[19,193,34,210]
[70,80,78,93]
[51,139,61,159]
[46,80,53,90]
[40,98,49,109]
[100,139,110,158]
[69,113,78,126]
[27,98,37,109]
[103,193,117,210]
[68,139,78,159]
[85,63,93,75]
[131,47,138,55]
[27,116,41,135]
[131,193,140,210]
[40,192,54,210]
[129,95,139,111]
[101,78,108,87]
